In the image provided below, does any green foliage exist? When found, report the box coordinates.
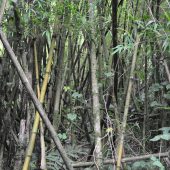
[112,43,133,55]
[157,106,170,110]
[30,154,38,170]
[150,127,170,141]
[150,134,163,141]
[72,92,82,99]
[160,127,170,133]
[46,145,87,170]
[135,70,145,81]
[150,101,162,107]
[46,151,65,170]
[162,36,170,52]
[112,32,134,55]
[149,82,170,108]
[132,161,151,170]
[163,93,170,100]
[24,2,49,35]
[128,157,165,170]
[149,83,163,92]
[58,133,67,141]
[67,113,77,121]
[104,72,113,78]
[64,86,83,101]
[150,156,165,170]
[41,30,52,46]
[166,84,170,90]
[63,86,71,92]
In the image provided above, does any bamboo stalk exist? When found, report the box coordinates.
[34,41,47,170]
[89,0,103,169]
[22,38,55,170]
[116,34,140,170]
[0,30,74,170]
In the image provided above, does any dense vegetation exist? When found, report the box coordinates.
[0,0,170,169]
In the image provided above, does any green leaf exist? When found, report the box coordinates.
[72,92,82,98]
[150,133,170,141]
[159,127,170,134]
[63,86,71,92]
[150,156,157,162]
[157,106,170,110]
[149,83,163,92]
[104,72,113,78]
[58,133,67,140]
[45,30,51,46]
[150,135,162,141]
[112,45,123,54]
[164,10,170,21]
[166,84,170,90]
[107,165,114,170]
[146,20,155,27]
[135,70,145,81]
[150,101,162,107]
[111,44,132,55]
[67,113,77,121]
[153,160,165,169]
[161,133,170,140]
[132,161,146,169]
[162,38,169,52]
[164,93,170,100]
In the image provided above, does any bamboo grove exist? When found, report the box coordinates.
[0,0,170,170]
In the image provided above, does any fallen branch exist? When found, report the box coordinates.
[0,30,73,170]
[72,152,169,168]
